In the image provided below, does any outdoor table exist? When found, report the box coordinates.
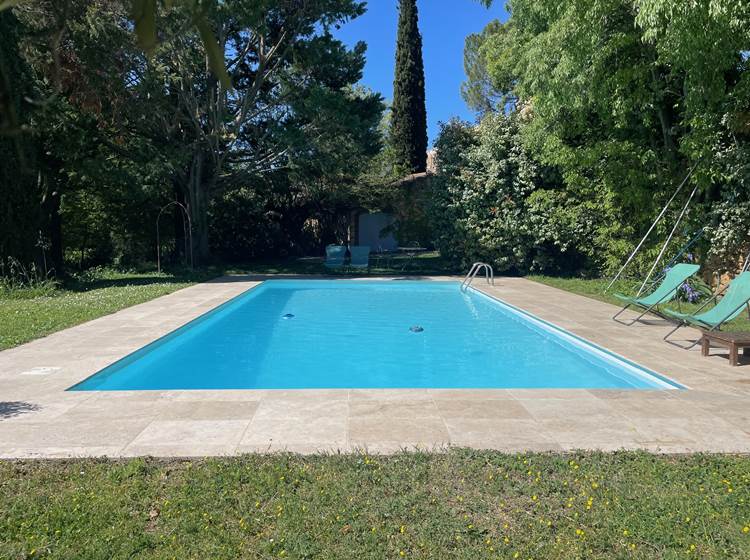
[701,331,750,366]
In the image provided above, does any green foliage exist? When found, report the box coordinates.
[459,0,750,276]
[461,19,511,113]
[209,186,288,261]
[390,0,428,173]
[0,268,211,349]
[0,257,56,297]
[0,11,43,263]
[2,451,750,558]
[2,0,384,271]
[431,115,589,274]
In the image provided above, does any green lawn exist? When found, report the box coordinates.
[1,451,748,559]
[0,253,457,351]
[0,269,217,351]
[528,275,750,332]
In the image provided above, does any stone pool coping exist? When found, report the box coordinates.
[0,275,748,458]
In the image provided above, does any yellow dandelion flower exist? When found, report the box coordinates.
[623,529,629,536]
[742,526,749,534]
[400,525,406,534]
[399,550,406,557]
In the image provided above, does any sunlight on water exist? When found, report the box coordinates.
[70,281,679,391]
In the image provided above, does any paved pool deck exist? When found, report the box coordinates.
[0,275,748,458]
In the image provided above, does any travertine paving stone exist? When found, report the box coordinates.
[0,275,748,457]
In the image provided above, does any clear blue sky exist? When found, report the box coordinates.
[335,0,509,145]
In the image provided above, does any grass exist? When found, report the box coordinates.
[2,267,749,558]
[0,253,457,350]
[1,451,749,559]
[528,275,750,332]
[0,268,218,350]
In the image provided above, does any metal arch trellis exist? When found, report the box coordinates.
[156,201,193,273]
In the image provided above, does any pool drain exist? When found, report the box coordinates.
[409,325,424,333]
[283,313,295,319]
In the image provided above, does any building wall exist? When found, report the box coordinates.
[357,212,398,251]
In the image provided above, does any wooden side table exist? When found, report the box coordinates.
[701,331,750,366]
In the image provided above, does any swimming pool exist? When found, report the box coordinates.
[70,280,680,391]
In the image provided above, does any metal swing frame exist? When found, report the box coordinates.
[605,161,701,295]
[611,227,707,327]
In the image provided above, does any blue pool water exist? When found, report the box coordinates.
[70,280,680,391]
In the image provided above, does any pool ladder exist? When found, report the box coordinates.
[461,262,494,292]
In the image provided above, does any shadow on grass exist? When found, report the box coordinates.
[56,254,461,292]
[62,270,220,293]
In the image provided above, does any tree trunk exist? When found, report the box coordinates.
[185,151,212,263]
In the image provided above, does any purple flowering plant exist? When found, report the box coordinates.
[677,281,701,303]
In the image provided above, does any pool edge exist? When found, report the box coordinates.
[469,285,687,391]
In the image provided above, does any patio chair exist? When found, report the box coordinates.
[662,271,750,347]
[349,246,371,270]
[612,263,700,325]
[324,245,346,269]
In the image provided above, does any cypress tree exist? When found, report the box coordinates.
[390,0,427,173]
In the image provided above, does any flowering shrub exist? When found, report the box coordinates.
[429,115,593,274]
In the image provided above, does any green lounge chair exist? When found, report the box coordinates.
[612,263,700,325]
[663,271,750,347]
[349,246,370,270]
[324,245,346,269]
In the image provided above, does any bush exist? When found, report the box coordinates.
[430,115,591,274]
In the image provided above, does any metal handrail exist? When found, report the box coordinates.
[461,262,494,292]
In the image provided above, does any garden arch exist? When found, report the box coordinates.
[156,201,193,273]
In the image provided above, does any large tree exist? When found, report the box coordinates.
[461,0,750,273]
[390,0,427,173]
[0,11,42,266]
[146,0,380,261]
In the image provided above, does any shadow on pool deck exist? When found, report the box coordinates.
[0,401,40,420]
